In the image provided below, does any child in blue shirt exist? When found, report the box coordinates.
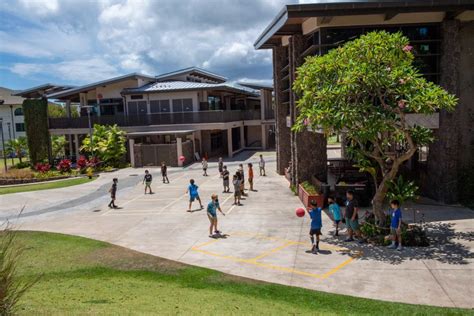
[388,199,403,251]
[186,179,203,212]
[328,196,342,236]
[207,194,225,238]
[306,200,322,254]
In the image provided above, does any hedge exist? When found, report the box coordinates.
[23,98,50,164]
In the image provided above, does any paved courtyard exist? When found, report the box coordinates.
[1,151,473,308]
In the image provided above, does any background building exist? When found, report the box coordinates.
[255,0,474,203]
[0,87,26,152]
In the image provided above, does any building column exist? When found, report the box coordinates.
[227,128,233,158]
[260,89,266,120]
[240,125,245,149]
[129,138,135,167]
[176,137,183,167]
[66,100,72,118]
[289,34,327,185]
[68,134,73,158]
[74,134,79,157]
[273,46,291,175]
[261,125,268,150]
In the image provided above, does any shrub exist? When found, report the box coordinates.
[81,124,126,167]
[14,161,30,170]
[300,181,318,195]
[34,162,51,173]
[56,159,72,173]
[76,156,88,170]
[23,98,50,164]
[0,169,34,180]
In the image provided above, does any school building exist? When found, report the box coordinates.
[15,67,275,167]
[254,0,474,203]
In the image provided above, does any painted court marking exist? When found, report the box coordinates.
[191,231,361,280]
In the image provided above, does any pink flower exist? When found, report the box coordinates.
[403,45,413,52]
[398,100,406,109]
[303,118,310,126]
[399,78,406,84]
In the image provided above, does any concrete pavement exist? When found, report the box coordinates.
[2,151,473,308]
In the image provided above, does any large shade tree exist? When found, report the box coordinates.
[293,31,457,222]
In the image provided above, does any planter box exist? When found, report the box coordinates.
[298,184,325,209]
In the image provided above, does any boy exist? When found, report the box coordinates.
[108,178,118,208]
[344,190,363,243]
[218,157,224,177]
[248,163,255,191]
[222,166,230,193]
[143,170,153,194]
[186,179,203,212]
[328,196,341,236]
[207,194,226,238]
[161,162,169,183]
[307,200,322,254]
[259,154,266,176]
[238,164,246,195]
[202,158,208,176]
[232,174,242,205]
[388,200,403,251]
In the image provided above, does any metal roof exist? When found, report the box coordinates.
[254,0,474,49]
[13,83,74,98]
[123,81,259,96]
[155,67,227,83]
[47,73,156,99]
[237,82,273,91]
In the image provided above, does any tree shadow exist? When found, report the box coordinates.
[324,222,474,265]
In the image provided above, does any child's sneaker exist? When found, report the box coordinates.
[387,244,397,249]
[397,246,403,251]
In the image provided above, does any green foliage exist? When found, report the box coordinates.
[22,98,50,164]
[5,137,28,164]
[81,124,126,167]
[386,175,419,204]
[51,135,67,159]
[48,103,79,118]
[300,181,318,195]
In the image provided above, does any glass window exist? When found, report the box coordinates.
[172,99,183,112]
[136,101,147,115]
[182,98,193,112]
[14,108,23,116]
[160,100,170,112]
[208,96,221,110]
[130,95,144,100]
[15,123,25,132]
[150,100,171,113]
[128,101,138,115]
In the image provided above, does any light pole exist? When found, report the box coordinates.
[81,105,94,158]
[0,118,7,173]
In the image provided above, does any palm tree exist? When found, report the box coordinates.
[5,137,28,164]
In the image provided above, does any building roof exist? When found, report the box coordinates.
[155,67,227,83]
[237,82,273,91]
[13,84,74,99]
[47,73,156,99]
[0,87,25,105]
[255,0,474,49]
[123,81,259,96]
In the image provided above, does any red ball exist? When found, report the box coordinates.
[179,155,186,162]
[296,208,305,217]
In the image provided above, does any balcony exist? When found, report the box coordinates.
[49,110,262,129]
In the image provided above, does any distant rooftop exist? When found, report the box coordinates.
[13,84,74,99]
[123,81,259,96]
[155,67,227,83]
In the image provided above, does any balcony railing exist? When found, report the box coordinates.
[49,110,262,129]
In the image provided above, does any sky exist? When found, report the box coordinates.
[0,0,311,90]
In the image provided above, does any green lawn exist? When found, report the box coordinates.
[0,177,96,195]
[13,231,471,315]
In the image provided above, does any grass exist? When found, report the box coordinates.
[13,231,471,315]
[0,177,96,195]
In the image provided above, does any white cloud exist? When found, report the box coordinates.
[18,0,59,16]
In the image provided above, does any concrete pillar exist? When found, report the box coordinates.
[240,125,245,149]
[273,46,291,175]
[68,134,73,158]
[66,100,72,118]
[177,137,183,167]
[261,125,268,150]
[289,34,327,185]
[192,133,196,159]
[129,138,135,167]
[74,134,79,157]
[260,89,265,120]
[227,128,233,158]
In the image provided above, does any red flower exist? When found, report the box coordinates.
[403,45,413,52]
[398,100,406,109]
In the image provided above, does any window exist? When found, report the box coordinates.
[128,101,147,115]
[150,100,170,113]
[172,99,193,112]
[131,95,144,100]
[208,96,221,110]
[15,123,25,132]
[14,108,23,116]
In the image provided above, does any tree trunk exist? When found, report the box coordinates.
[372,162,401,225]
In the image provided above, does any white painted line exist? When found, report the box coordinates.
[226,204,237,215]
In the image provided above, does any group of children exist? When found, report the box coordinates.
[306,190,403,254]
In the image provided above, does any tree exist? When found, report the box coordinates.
[23,98,50,164]
[51,135,67,159]
[293,31,457,223]
[5,137,28,163]
[81,124,126,167]
[48,103,79,118]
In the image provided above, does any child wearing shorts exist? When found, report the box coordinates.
[328,196,341,236]
[186,179,203,212]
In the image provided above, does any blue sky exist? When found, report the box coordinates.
[0,0,308,90]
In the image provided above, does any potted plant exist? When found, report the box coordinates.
[298,181,324,208]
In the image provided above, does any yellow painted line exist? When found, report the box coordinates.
[248,241,297,261]
[192,239,220,250]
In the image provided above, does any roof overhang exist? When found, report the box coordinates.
[255,0,474,49]
[13,84,74,99]
[127,130,196,137]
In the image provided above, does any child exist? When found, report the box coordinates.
[218,157,224,177]
[108,178,118,208]
[238,164,246,196]
[207,194,225,238]
[328,196,341,236]
[161,161,169,183]
[344,190,363,243]
[388,199,403,251]
[307,200,322,254]
[247,163,254,191]
[232,174,242,205]
[222,166,230,193]
[202,158,208,176]
[186,179,203,212]
[259,154,266,176]
[143,170,153,194]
